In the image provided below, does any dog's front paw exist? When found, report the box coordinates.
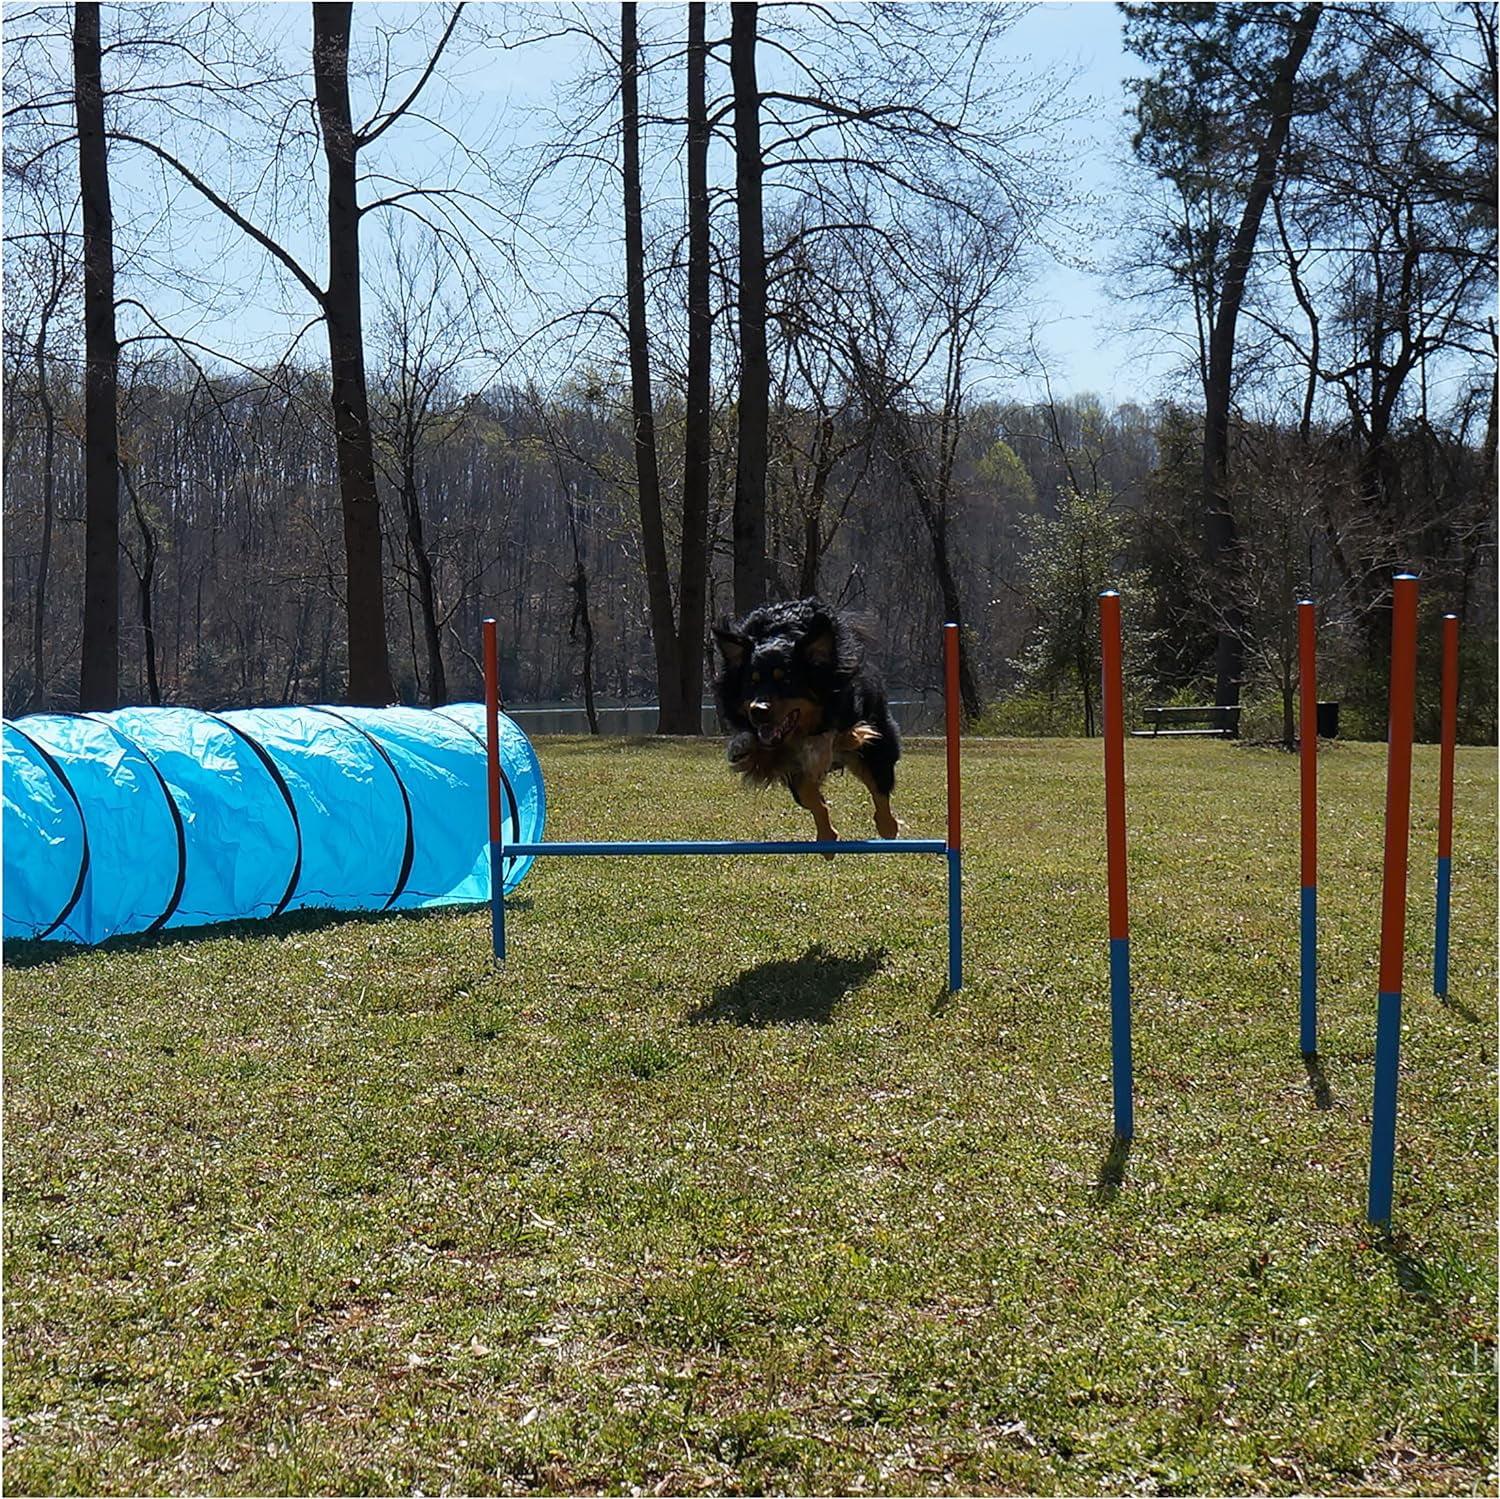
[875,808,900,839]
[818,828,839,861]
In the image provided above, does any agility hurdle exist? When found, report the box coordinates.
[482,618,964,991]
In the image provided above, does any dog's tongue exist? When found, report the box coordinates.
[756,707,798,746]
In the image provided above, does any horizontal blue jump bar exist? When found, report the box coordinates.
[502,839,948,856]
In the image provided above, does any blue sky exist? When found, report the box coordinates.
[997,1,1179,403]
[66,1,1177,404]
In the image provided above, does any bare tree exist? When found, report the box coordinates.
[847,205,1027,719]
[105,2,470,704]
[370,232,483,707]
[1122,3,1324,708]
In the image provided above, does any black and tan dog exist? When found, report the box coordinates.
[712,597,901,848]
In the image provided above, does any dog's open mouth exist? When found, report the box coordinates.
[756,706,801,746]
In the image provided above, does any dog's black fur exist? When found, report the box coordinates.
[712,597,901,843]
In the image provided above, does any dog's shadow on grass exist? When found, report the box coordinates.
[687,943,888,1027]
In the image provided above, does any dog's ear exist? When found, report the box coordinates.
[801,612,838,668]
[713,623,749,670]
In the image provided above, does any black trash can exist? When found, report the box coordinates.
[1316,700,1340,738]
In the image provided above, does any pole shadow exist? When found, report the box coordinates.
[1302,1051,1334,1110]
[1094,1134,1133,1205]
[3,897,532,971]
[686,943,887,1027]
[1438,992,1482,1024]
[1373,1227,1437,1302]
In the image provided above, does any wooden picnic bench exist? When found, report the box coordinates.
[1132,704,1242,739]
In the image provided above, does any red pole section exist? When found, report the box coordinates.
[1378,577,1419,995]
[484,618,501,846]
[1437,614,1459,863]
[1100,592,1128,943]
[1299,601,1317,888]
[944,622,961,852]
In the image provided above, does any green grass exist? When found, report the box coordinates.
[4,735,1496,1496]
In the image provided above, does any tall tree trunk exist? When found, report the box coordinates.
[799,508,821,597]
[671,0,712,734]
[1485,320,1498,502]
[137,541,161,705]
[620,2,682,731]
[1202,2,1321,707]
[74,0,119,711]
[314,1,396,706]
[567,495,601,737]
[400,454,447,705]
[797,416,836,596]
[731,1,769,614]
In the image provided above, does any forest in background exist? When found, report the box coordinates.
[3,2,1495,741]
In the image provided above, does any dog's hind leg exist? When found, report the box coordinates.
[840,728,900,838]
[790,737,838,856]
[792,774,839,855]
[847,757,899,838]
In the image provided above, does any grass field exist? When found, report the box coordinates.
[4,734,1496,1496]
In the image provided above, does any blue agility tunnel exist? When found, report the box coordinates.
[2,704,545,946]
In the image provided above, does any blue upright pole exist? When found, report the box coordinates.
[1368,575,1419,1225]
[944,622,964,992]
[484,618,506,964]
[1434,614,1459,998]
[1299,600,1318,1055]
[1100,591,1133,1140]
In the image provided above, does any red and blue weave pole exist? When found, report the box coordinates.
[1433,613,1459,999]
[482,618,964,990]
[1100,590,1133,1140]
[483,618,506,962]
[945,622,964,994]
[1299,599,1318,1056]
[1367,573,1419,1226]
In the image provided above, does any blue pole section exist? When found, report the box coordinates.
[1109,937,1133,1139]
[1300,885,1317,1056]
[947,849,963,992]
[490,839,505,961]
[1434,856,1452,999]
[1368,988,1403,1223]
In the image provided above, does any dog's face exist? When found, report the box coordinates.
[714,607,839,749]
